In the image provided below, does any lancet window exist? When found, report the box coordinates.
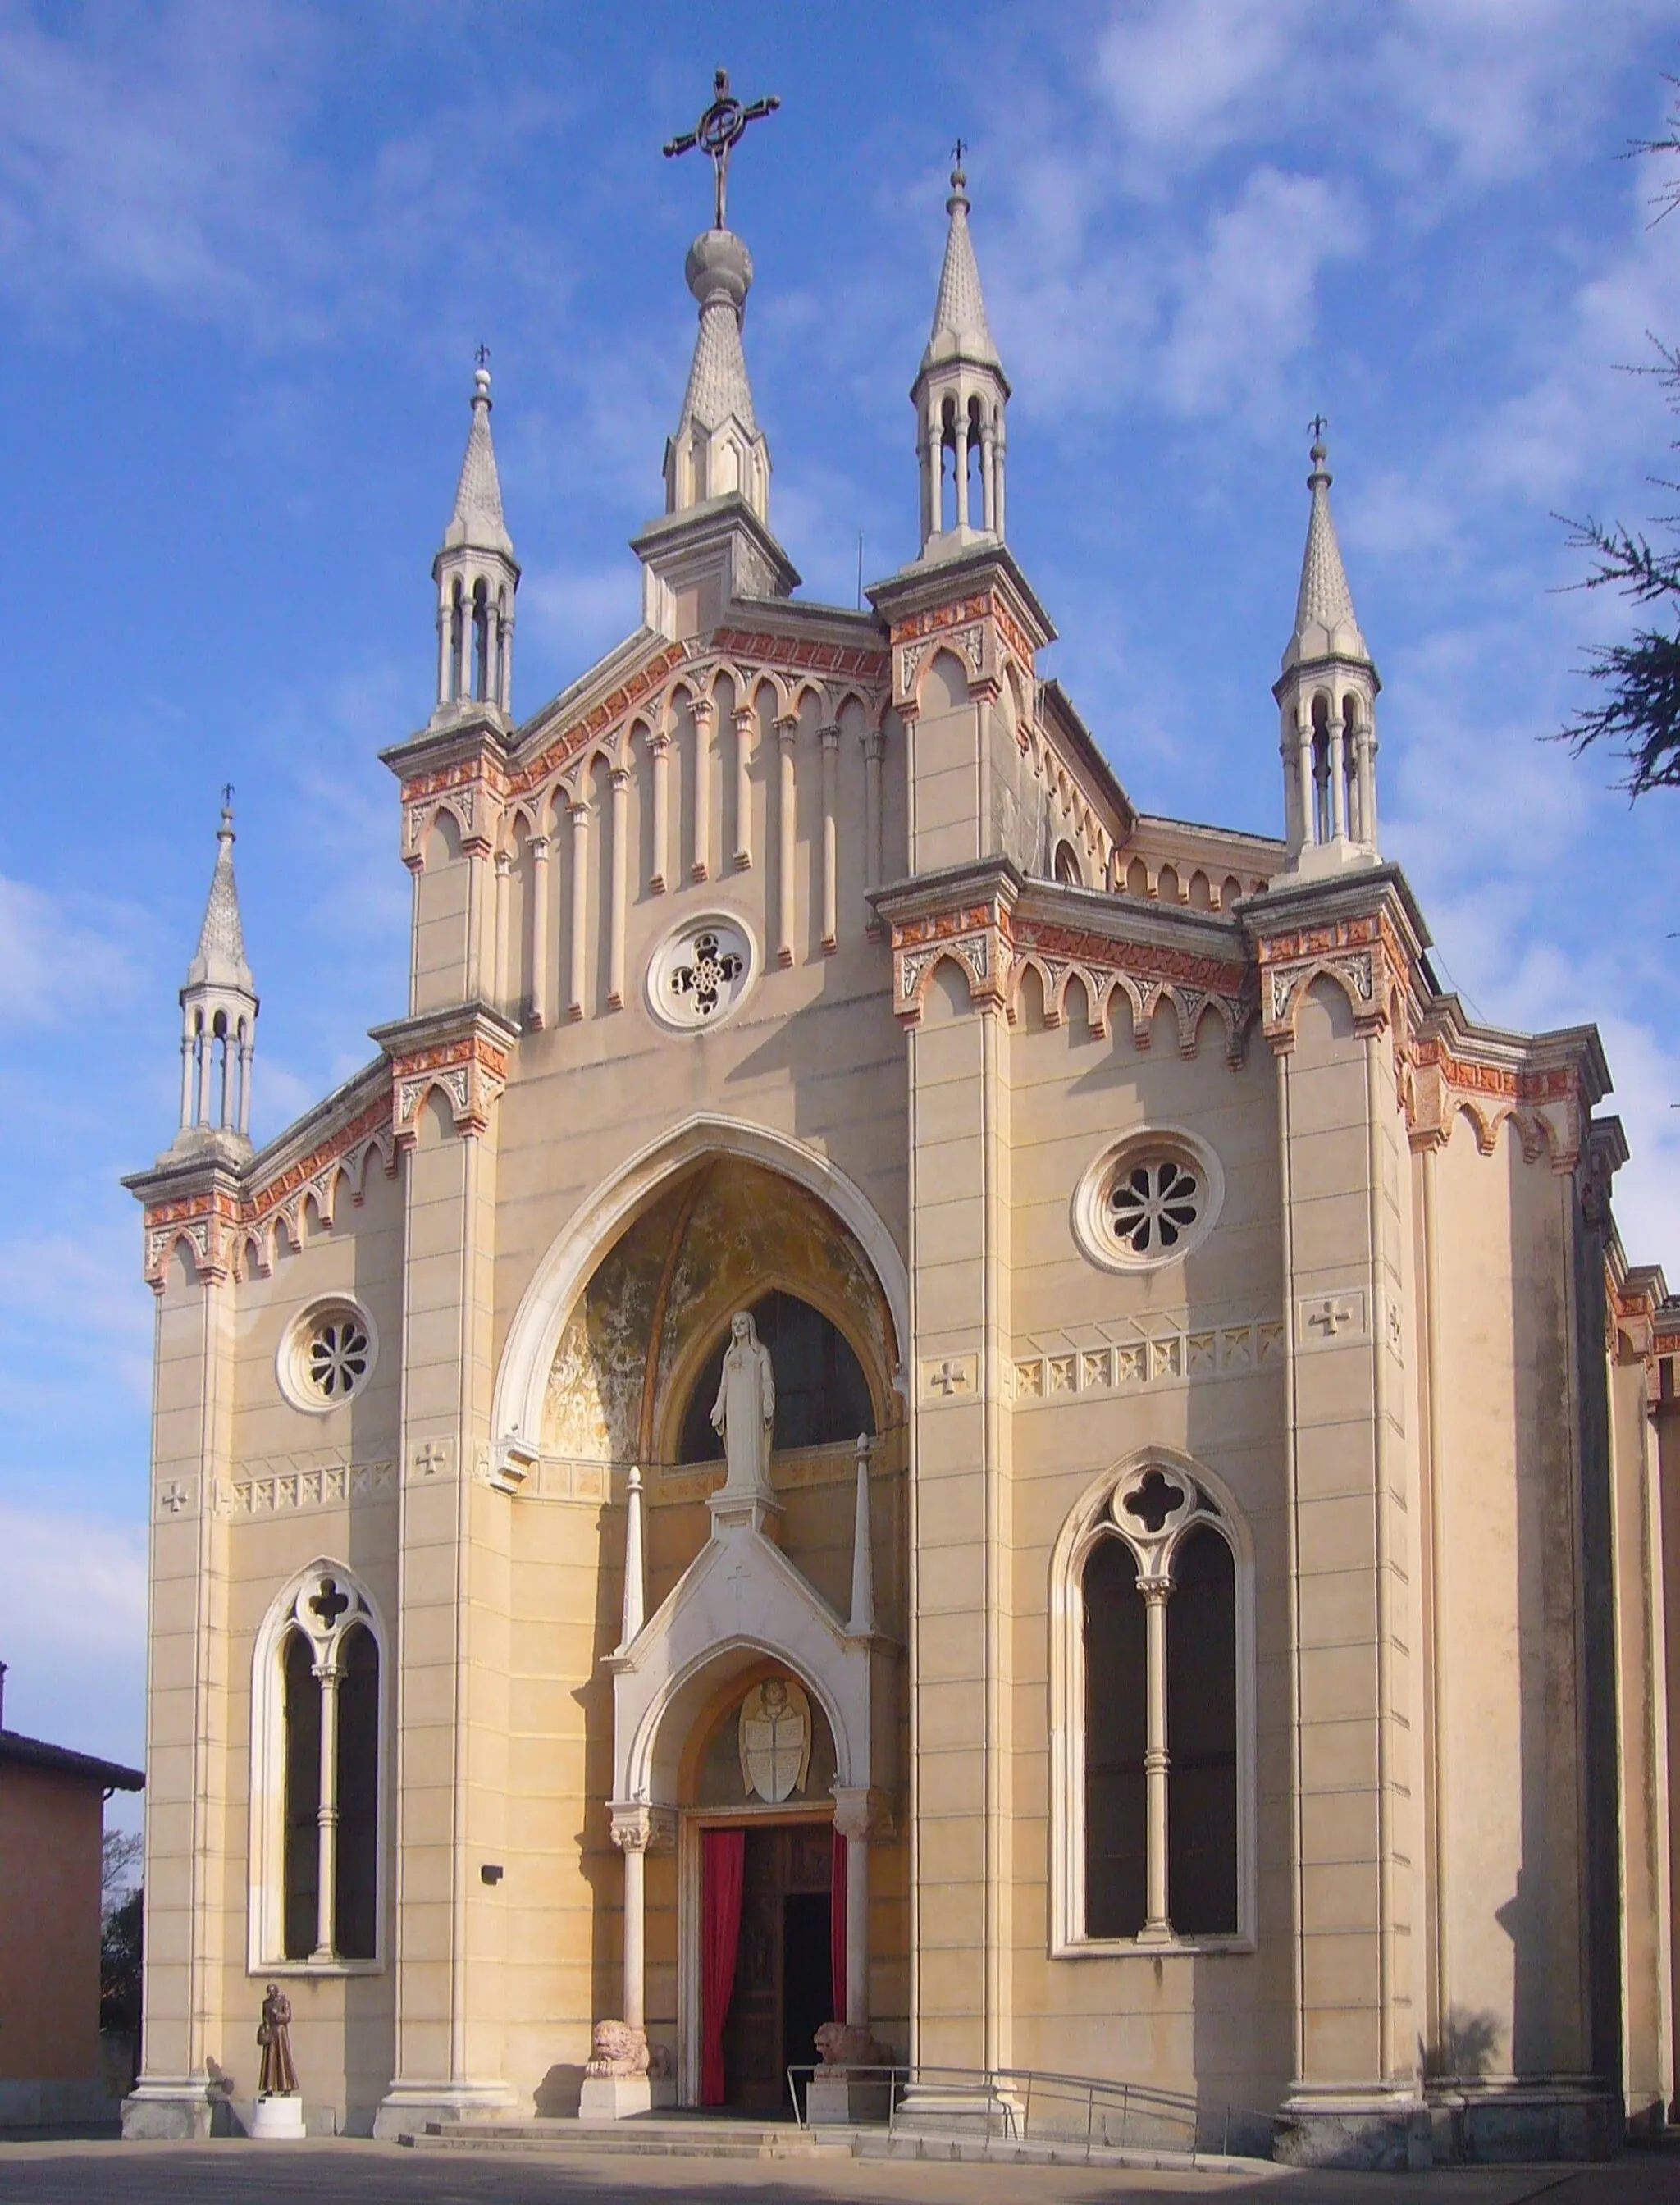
[678,1290,875,1463]
[1051,1456,1253,1954]
[250,1564,386,1971]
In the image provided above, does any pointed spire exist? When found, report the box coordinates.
[921,157,1000,375]
[444,359,514,559]
[186,801,253,994]
[664,229,770,523]
[1282,427,1368,673]
[169,798,259,1157]
[911,152,1011,558]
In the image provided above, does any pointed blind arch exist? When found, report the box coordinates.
[678,1290,875,1463]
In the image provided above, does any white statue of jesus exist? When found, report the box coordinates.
[711,1308,775,1501]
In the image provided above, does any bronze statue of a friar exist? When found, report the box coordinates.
[257,1982,299,2096]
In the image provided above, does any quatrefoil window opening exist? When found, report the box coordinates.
[668,929,744,1020]
[648,915,756,1032]
[1106,1158,1202,1257]
[1121,1468,1186,1536]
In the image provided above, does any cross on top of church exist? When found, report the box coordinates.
[663,67,781,231]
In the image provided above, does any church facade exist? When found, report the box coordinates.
[122,136,1680,2166]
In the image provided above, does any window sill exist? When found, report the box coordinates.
[248,1958,386,1979]
[1050,1933,1254,1960]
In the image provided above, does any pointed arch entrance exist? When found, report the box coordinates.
[494,1118,906,2115]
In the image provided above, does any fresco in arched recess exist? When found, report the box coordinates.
[541,1156,897,1465]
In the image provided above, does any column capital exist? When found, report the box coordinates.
[609,1801,676,1853]
[819,720,841,750]
[830,1784,893,1842]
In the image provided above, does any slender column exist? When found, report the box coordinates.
[776,714,797,967]
[1357,721,1377,848]
[649,733,670,893]
[819,723,840,952]
[607,768,631,1011]
[313,1661,342,1960]
[217,1032,232,1129]
[862,728,883,909]
[1139,1576,1173,1941]
[979,425,996,532]
[179,1023,195,1129]
[690,699,714,882]
[436,595,451,709]
[620,1837,646,2032]
[567,797,589,1021]
[195,1022,214,1126]
[463,849,487,1000]
[954,413,970,530]
[918,429,934,546]
[493,851,512,1016]
[732,706,754,870]
[527,833,550,1029]
[498,604,514,714]
[237,1038,253,1138]
[1295,714,1314,848]
[846,1834,870,2026]
[847,1437,874,1636]
[993,431,1005,536]
[620,1467,646,1648]
[1330,720,1348,841]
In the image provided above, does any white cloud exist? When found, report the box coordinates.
[0,1504,148,1774]
[1160,168,1364,419]
[0,875,153,1029]
[1094,0,1310,169]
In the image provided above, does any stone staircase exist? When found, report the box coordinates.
[398,2115,853,2160]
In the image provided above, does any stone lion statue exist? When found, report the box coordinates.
[584,2019,650,2078]
[814,2020,891,2069]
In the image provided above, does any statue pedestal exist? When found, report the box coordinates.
[250,2093,306,2139]
[578,2074,675,2121]
[808,2069,892,2125]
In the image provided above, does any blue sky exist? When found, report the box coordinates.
[2,1,1677,1795]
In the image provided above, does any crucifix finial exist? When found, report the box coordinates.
[221,781,235,808]
[475,342,491,369]
[663,66,781,231]
[1308,411,1329,449]
[951,136,967,178]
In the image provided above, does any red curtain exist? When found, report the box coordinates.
[701,1827,746,2106]
[829,1824,847,2029]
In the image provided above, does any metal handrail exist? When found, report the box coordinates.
[783,2058,1276,2162]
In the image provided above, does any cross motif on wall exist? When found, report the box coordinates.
[668,929,744,1020]
[413,1439,449,1477]
[308,1577,352,1628]
[724,1561,751,1614]
[929,1359,970,1397]
[159,1480,192,1514]
[1307,1297,1358,1340]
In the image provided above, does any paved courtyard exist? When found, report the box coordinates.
[3,2140,1680,2205]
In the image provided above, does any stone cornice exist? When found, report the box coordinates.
[372,1001,517,1145]
[866,539,1057,656]
[129,1060,397,1292]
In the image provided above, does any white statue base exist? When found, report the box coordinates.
[578,2073,676,2120]
[250,2093,306,2139]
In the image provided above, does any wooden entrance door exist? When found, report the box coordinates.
[720,1821,833,2111]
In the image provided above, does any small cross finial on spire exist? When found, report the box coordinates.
[1308,413,1330,471]
[221,781,235,809]
[475,342,491,369]
[663,66,781,231]
[951,136,967,180]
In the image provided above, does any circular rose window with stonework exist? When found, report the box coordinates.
[1072,1130,1225,1273]
[646,915,756,1032]
[279,1298,379,1413]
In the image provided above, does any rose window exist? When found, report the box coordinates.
[280,1298,378,1413]
[307,1316,370,1401]
[1073,1130,1224,1274]
[1105,1158,1203,1257]
[648,916,756,1031]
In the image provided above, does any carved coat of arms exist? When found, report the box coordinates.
[737,1677,811,1803]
